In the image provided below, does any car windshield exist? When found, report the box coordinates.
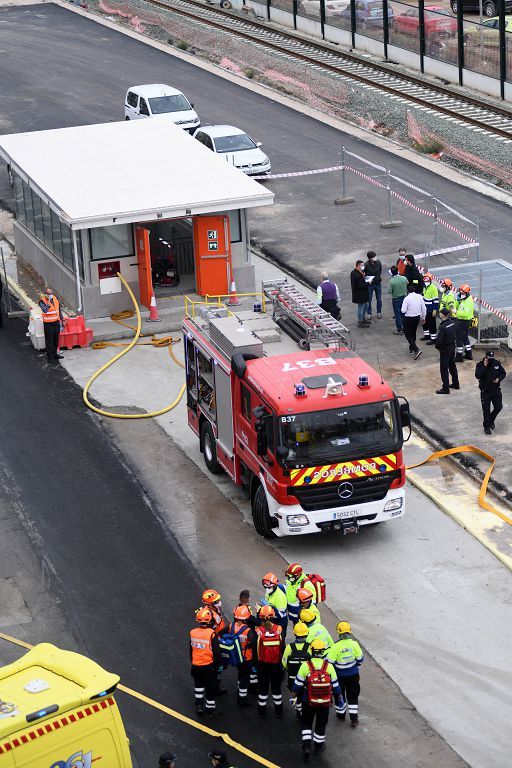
[279,401,401,465]
[367,1,382,10]
[148,94,191,113]
[213,134,257,153]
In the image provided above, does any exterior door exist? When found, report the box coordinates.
[193,215,231,297]
[135,226,152,309]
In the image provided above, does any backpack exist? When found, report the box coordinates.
[286,642,311,688]
[306,661,332,708]
[307,573,326,603]
[257,627,282,664]
[219,623,246,667]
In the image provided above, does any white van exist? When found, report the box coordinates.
[124,84,200,133]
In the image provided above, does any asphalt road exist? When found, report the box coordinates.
[0,1,511,291]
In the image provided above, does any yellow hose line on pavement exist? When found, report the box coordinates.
[0,633,280,768]
[407,446,512,526]
[83,273,185,419]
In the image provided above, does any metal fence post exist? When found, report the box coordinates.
[334,147,354,206]
[477,267,482,344]
[380,168,402,228]
[433,197,439,250]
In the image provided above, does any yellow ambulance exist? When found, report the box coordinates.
[0,643,132,767]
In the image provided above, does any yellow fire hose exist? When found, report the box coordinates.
[83,274,185,419]
[407,447,511,526]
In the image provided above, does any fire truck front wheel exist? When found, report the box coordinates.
[252,484,276,538]
[201,420,222,475]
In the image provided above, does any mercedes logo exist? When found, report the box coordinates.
[337,481,354,499]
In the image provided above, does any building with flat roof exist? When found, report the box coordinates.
[0,117,273,318]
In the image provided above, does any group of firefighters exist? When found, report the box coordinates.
[418,275,475,362]
[189,563,363,761]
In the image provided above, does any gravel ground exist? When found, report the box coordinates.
[88,0,512,191]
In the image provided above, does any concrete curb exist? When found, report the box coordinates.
[406,469,512,572]
[54,1,512,207]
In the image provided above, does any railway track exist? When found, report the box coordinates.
[146,0,512,139]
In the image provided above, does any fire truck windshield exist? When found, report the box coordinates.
[278,400,400,465]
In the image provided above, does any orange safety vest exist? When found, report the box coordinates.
[41,295,60,323]
[190,626,215,666]
[233,621,253,662]
[207,605,228,636]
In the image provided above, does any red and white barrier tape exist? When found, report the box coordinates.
[254,164,342,180]
[414,243,478,260]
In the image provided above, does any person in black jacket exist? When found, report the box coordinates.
[434,308,459,394]
[404,254,424,294]
[364,250,383,319]
[350,260,370,328]
[475,351,506,434]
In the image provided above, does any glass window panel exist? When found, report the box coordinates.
[41,201,53,250]
[324,1,351,31]
[90,224,134,260]
[424,7,458,65]
[298,0,322,22]
[462,17,500,80]
[32,190,44,243]
[229,210,242,243]
[51,210,63,260]
[390,1,420,53]
[13,174,25,225]
[355,0,385,41]
[272,0,294,12]
[22,181,34,233]
[507,29,512,83]
[61,222,73,271]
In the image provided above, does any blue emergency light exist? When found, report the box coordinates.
[295,383,306,397]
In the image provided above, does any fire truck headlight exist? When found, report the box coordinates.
[384,498,403,512]
[287,514,309,526]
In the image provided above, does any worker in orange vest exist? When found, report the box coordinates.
[255,605,285,719]
[202,588,228,695]
[231,604,257,708]
[190,608,222,716]
[39,286,64,364]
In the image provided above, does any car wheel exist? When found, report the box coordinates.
[220,0,232,7]
[483,0,496,16]
[125,116,130,120]
[451,0,458,12]
[252,484,276,538]
[201,420,222,475]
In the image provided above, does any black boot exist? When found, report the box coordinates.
[314,743,326,753]
[436,388,450,394]
[238,696,252,708]
[302,742,312,762]
[449,383,460,389]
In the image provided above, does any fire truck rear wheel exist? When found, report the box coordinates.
[252,484,276,538]
[201,420,222,474]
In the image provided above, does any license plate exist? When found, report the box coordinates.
[333,508,361,519]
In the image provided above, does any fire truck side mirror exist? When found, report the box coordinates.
[399,401,411,429]
[256,430,268,457]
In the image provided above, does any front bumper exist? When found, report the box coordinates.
[265,485,405,537]
[240,163,272,176]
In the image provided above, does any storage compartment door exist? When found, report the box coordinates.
[193,215,231,297]
[214,366,234,457]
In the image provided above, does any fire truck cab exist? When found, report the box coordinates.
[0,644,131,768]
[183,282,411,538]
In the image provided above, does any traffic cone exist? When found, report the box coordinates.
[147,293,161,322]
[228,280,242,306]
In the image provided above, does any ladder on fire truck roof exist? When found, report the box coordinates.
[262,279,354,351]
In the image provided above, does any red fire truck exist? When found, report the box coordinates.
[183,280,411,537]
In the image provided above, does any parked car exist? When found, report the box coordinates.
[451,0,512,17]
[299,0,349,18]
[193,125,271,176]
[341,0,393,31]
[463,14,512,46]
[124,84,200,133]
[393,6,457,36]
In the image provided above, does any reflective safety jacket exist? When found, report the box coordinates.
[456,295,474,321]
[190,627,217,666]
[263,585,288,620]
[422,283,439,314]
[292,655,341,701]
[286,574,316,619]
[306,622,333,649]
[232,620,255,662]
[327,635,364,678]
[440,290,457,314]
[39,294,61,323]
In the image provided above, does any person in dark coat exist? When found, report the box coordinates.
[475,351,506,434]
[350,261,370,328]
[434,308,459,394]
[364,251,383,319]
[404,254,424,294]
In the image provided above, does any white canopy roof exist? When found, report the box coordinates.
[0,118,274,229]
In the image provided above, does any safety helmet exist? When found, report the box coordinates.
[286,562,303,580]
[336,621,351,635]
[297,587,314,604]
[293,621,309,638]
[424,272,433,282]
[196,607,213,624]
[442,278,453,289]
[310,638,327,655]
[202,589,221,605]
[300,608,316,624]
[459,284,471,294]
[258,605,276,620]
[262,572,279,588]
[233,605,251,621]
